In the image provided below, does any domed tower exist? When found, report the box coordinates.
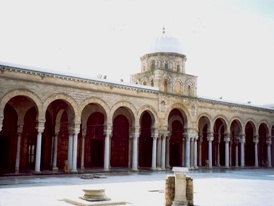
[131,28,197,97]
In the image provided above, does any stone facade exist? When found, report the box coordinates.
[0,32,273,174]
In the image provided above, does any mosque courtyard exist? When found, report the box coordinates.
[0,168,273,206]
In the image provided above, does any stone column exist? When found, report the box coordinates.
[266,139,272,167]
[254,136,259,167]
[71,128,80,172]
[104,128,111,171]
[235,138,239,167]
[52,132,59,171]
[68,129,74,170]
[207,136,213,168]
[166,135,171,168]
[190,138,194,168]
[151,134,158,170]
[185,135,190,168]
[198,137,202,167]
[35,123,45,173]
[15,124,23,174]
[157,136,162,168]
[193,137,197,169]
[81,134,86,170]
[224,134,230,168]
[240,136,245,167]
[161,134,166,169]
[216,135,220,167]
[132,132,139,171]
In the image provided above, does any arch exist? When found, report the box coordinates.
[0,89,43,120]
[258,122,268,166]
[110,101,137,126]
[139,111,153,168]
[213,117,228,166]
[137,105,158,128]
[245,121,256,166]
[164,103,190,128]
[43,93,78,122]
[197,115,212,166]
[230,119,243,166]
[79,97,110,117]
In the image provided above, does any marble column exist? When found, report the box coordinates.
[224,134,230,168]
[190,138,193,168]
[185,135,190,168]
[235,140,239,167]
[207,136,213,168]
[132,133,139,171]
[71,128,80,172]
[151,135,158,170]
[166,136,171,168]
[161,135,166,169]
[81,134,86,170]
[52,132,59,171]
[193,137,197,169]
[240,136,245,167]
[68,130,73,170]
[266,139,272,167]
[104,129,111,171]
[157,136,162,168]
[35,124,45,173]
[254,136,259,167]
[15,124,23,174]
[198,138,202,167]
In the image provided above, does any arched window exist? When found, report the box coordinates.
[165,63,168,69]
[188,85,191,96]
[151,79,154,87]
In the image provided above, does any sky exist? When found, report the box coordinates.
[1,0,274,105]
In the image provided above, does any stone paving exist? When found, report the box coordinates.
[0,168,273,206]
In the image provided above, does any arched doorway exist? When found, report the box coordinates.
[213,118,226,166]
[139,111,152,168]
[86,112,104,168]
[111,114,129,167]
[258,124,267,166]
[170,120,183,166]
[230,120,241,166]
[198,116,210,167]
[245,122,255,166]
[0,104,17,173]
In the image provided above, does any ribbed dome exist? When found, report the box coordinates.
[149,29,183,54]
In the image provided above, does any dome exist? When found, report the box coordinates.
[148,28,184,54]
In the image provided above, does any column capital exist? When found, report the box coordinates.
[17,124,24,134]
[207,136,214,141]
[224,137,230,142]
[266,140,272,146]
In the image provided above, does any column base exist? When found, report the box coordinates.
[52,167,58,171]
[171,200,188,206]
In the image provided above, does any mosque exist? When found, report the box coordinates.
[0,29,273,174]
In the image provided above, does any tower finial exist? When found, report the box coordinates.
[162,26,165,34]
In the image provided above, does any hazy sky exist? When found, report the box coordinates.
[1,0,274,105]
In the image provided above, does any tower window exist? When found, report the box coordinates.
[165,63,168,69]
[151,80,154,87]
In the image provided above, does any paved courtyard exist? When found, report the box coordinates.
[0,168,273,206]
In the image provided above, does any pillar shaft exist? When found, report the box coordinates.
[161,135,166,169]
[132,134,138,171]
[151,135,158,170]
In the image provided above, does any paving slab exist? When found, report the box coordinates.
[0,169,273,206]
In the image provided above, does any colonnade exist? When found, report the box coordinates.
[1,119,272,174]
